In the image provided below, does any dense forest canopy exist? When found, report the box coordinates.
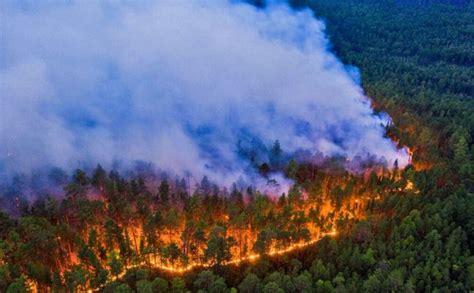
[1,0,473,292]
[290,0,474,178]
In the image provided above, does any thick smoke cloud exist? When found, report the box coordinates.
[0,1,409,190]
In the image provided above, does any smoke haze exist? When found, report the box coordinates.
[0,0,409,190]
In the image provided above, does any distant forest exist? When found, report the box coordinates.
[1,0,473,292]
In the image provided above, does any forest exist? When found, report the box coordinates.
[1,0,473,292]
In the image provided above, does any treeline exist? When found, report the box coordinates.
[0,159,409,291]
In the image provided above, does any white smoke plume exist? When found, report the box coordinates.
[0,0,409,191]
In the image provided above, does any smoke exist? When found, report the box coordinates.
[0,0,409,192]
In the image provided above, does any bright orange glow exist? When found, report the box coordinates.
[118,230,338,275]
[54,166,417,292]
